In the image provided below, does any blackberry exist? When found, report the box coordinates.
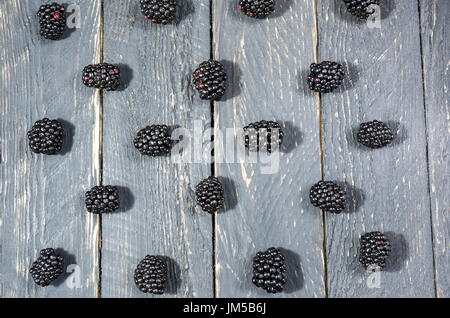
[85,186,120,214]
[27,118,64,155]
[238,0,275,19]
[195,176,225,213]
[134,255,167,294]
[306,61,345,93]
[29,248,64,287]
[37,3,66,40]
[343,0,380,20]
[140,0,177,24]
[309,181,346,214]
[192,60,227,101]
[252,247,287,294]
[134,125,173,156]
[359,231,392,271]
[357,120,393,149]
[244,120,284,153]
[82,63,120,91]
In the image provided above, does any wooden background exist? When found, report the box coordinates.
[0,0,448,298]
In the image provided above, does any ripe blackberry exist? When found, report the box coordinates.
[140,0,176,24]
[343,0,380,20]
[134,125,173,156]
[29,248,64,287]
[238,0,275,19]
[192,60,227,101]
[309,181,346,214]
[359,231,392,271]
[134,255,167,294]
[27,118,64,155]
[82,63,120,91]
[357,120,393,149]
[37,3,66,40]
[306,61,345,93]
[195,176,225,213]
[85,185,120,214]
[244,120,284,153]
[252,247,287,294]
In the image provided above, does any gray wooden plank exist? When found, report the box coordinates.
[419,0,450,298]
[213,0,326,298]
[318,0,436,297]
[101,0,213,297]
[0,0,101,297]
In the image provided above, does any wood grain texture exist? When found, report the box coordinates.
[419,0,449,298]
[213,0,326,298]
[0,0,101,297]
[101,0,213,297]
[318,0,436,297]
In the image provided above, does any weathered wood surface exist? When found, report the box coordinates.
[100,0,213,297]
[419,0,449,298]
[318,0,436,297]
[213,0,326,298]
[0,0,101,297]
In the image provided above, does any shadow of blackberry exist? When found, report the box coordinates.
[280,121,302,154]
[386,121,407,146]
[297,66,315,96]
[218,176,238,212]
[117,64,133,91]
[335,181,365,214]
[380,0,395,20]
[270,0,293,19]
[117,186,135,213]
[176,0,195,25]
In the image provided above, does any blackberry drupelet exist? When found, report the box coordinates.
[238,0,275,19]
[27,118,64,155]
[309,181,346,214]
[343,0,380,20]
[192,60,227,101]
[37,3,66,40]
[82,63,120,91]
[306,61,345,93]
[85,185,120,214]
[195,176,225,213]
[140,0,177,24]
[357,120,393,149]
[244,120,284,153]
[134,125,173,156]
[359,231,391,271]
[134,255,167,294]
[252,247,287,294]
[29,248,64,287]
